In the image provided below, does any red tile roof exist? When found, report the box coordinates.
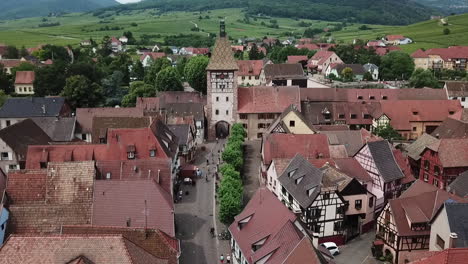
[389,180,464,236]
[263,133,331,166]
[310,50,337,66]
[283,237,322,264]
[237,86,301,114]
[76,107,144,133]
[184,47,209,55]
[287,55,308,64]
[296,44,319,51]
[7,170,47,204]
[140,52,166,62]
[409,248,468,264]
[386,35,405,41]
[0,235,168,264]
[92,179,175,236]
[62,226,179,264]
[15,71,35,84]
[237,60,264,76]
[426,138,468,168]
[411,46,468,60]
[231,45,245,52]
[0,59,25,68]
[411,49,429,58]
[379,100,462,131]
[334,158,372,183]
[392,149,416,184]
[229,188,305,264]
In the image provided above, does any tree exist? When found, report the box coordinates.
[108,53,133,85]
[184,56,209,94]
[99,36,112,57]
[248,44,264,60]
[175,57,188,78]
[363,71,374,81]
[101,70,125,105]
[132,60,145,81]
[34,62,67,96]
[0,64,12,93]
[155,67,183,92]
[19,46,29,58]
[379,51,415,80]
[5,46,18,59]
[341,67,354,82]
[11,62,36,77]
[36,45,71,63]
[222,144,243,171]
[144,58,172,87]
[61,75,104,109]
[123,31,136,45]
[409,69,440,88]
[374,124,402,141]
[443,28,451,35]
[121,81,156,107]
[0,90,8,107]
[218,173,242,200]
[219,191,242,224]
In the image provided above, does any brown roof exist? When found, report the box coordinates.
[7,161,95,234]
[409,248,468,264]
[14,71,35,84]
[206,37,238,71]
[237,60,264,76]
[386,35,405,41]
[283,237,322,264]
[445,81,468,97]
[333,157,372,183]
[321,129,375,156]
[287,56,308,64]
[91,116,151,143]
[426,138,468,168]
[264,63,305,80]
[92,179,175,236]
[411,46,468,61]
[301,101,380,126]
[0,59,29,68]
[228,188,306,264]
[0,235,168,264]
[331,64,366,75]
[405,133,439,161]
[62,226,179,264]
[76,107,144,133]
[0,119,51,160]
[388,180,464,236]
[431,117,468,139]
[237,86,301,114]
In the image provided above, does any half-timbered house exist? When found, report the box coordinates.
[277,154,347,245]
[376,180,464,264]
[354,140,411,212]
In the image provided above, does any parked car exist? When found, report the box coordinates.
[321,242,340,255]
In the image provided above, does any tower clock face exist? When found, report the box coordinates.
[211,72,234,92]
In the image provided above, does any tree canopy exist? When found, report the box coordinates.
[184,56,209,94]
[121,81,156,107]
[409,69,441,88]
[155,67,183,92]
[60,75,104,109]
[379,51,415,80]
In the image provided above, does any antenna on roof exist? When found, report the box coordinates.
[144,199,148,238]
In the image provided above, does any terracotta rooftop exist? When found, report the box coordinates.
[431,117,468,139]
[445,81,468,97]
[14,71,35,84]
[7,161,95,234]
[140,52,166,62]
[409,248,468,264]
[287,55,308,64]
[264,63,305,80]
[228,188,307,264]
[0,235,168,264]
[92,179,175,237]
[76,107,144,133]
[237,86,301,114]
[386,35,405,41]
[237,60,264,76]
[334,158,372,183]
[425,138,468,168]
[91,116,152,143]
[411,46,468,61]
[296,43,319,51]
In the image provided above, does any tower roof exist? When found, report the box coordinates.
[206,22,238,71]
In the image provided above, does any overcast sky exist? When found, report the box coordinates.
[116,0,142,3]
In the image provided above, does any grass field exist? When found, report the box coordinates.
[0,8,467,53]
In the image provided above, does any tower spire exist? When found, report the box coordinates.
[220,20,226,38]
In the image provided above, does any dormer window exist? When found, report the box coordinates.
[127,145,136,159]
[338,114,345,119]
[357,96,363,100]
[165,132,172,141]
[238,215,252,230]
[307,187,316,197]
[449,111,455,115]
[350,114,357,119]
[369,96,375,100]
[149,149,156,157]
[382,96,388,100]
[412,111,418,115]
[251,236,269,252]
[288,169,297,178]
[295,176,303,185]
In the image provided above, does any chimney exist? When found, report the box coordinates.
[156,169,161,183]
[435,133,440,139]
[449,232,458,248]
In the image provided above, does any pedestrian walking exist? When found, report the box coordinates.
[220,254,224,263]
[226,254,231,263]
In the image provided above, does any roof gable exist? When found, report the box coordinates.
[365,140,404,182]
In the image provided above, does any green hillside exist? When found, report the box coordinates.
[330,13,468,53]
[0,0,119,19]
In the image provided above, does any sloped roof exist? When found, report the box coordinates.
[62,226,179,264]
[379,100,461,131]
[320,164,354,192]
[237,60,264,76]
[411,49,429,58]
[7,161,95,234]
[389,180,464,236]
[366,140,404,182]
[386,35,405,41]
[431,139,468,168]
[207,37,238,70]
[76,107,144,134]
[164,102,205,121]
[321,129,372,156]
[278,154,324,207]
[168,124,190,145]
[334,157,372,183]
[301,101,380,126]
[447,170,468,198]
[0,97,66,118]
[31,117,76,142]
[0,119,51,160]
[140,52,166,62]
[409,248,468,264]
[263,133,330,166]
[416,46,468,61]
[91,116,151,143]
[310,50,335,65]
[238,86,301,114]
[431,117,468,139]
[266,104,315,135]
[405,133,439,161]
[264,63,305,79]
[228,188,304,264]
[283,237,323,264]
[296,44,319,51]
[14,71,35,84]
[287,56,309,64]
[150,119,179,159]
[0,235,167,264]
[92,179,175,237]
[445,202,468,247]
[331,64,366,75]
[445,81,468,97]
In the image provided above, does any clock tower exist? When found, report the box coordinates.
[206,21,239,140]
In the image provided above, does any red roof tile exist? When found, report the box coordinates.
[392,149,416,184]
[283,237,322,264]
[0,235,167,264]
[92,179,175,237]
[263,133,330,166]
[76,107,144,133]
[379,100,462,131]
[386,35,405,41]
[231,45,245,52]
[229,188,305,264]
[409,248,468,264]
[426,138,468,168]
[237,86,301,114]
[411,49,429,58]
[413,46,468,61]
[334,158,372,183]
[14,71,35,84]
[237,60,264,76]
[296,44,319,51]
[140,52,166,62]
[287,55,308,64]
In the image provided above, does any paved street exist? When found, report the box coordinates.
[334,231,382,264]
[175,141,222,264]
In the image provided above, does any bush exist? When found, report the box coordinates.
[443,28,450,35]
